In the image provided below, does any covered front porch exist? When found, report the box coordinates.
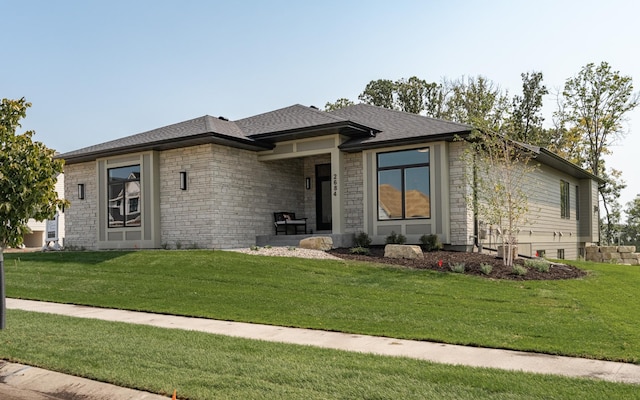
[258,134,362,242]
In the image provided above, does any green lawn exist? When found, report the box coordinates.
[1,309,637,400]
[4,250,640,363]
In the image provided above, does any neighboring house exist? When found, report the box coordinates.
[58,104,602,259]
[24,172,65,248]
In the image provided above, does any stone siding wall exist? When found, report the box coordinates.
[160,144,303,249]
[63,162,98,249]
[343,152,363,233]
[585,245,640,265]
[448,141,473,247]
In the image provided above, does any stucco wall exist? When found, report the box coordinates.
[63,162,98,249]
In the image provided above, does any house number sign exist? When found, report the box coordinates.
[333,174,338,196]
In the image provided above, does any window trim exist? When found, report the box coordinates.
[107,164,142,228]
[376,148,431,221]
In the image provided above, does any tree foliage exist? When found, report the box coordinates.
[622,196,640,248]
[1,97,68,329]
[509,72,549,146]
[324,98,354,111]
[560,61,639,177]
[358,79,396,109]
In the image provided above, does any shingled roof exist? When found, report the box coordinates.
[329,104,473,151]
[59,103,474,164]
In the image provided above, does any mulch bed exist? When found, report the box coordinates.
[327,247,587,281]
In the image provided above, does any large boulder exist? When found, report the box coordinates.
[299,236,333,251]
[384,244,423,259]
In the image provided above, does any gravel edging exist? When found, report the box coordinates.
[223,246,341,260]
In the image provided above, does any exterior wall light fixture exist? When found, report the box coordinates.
[305,177,311,190]
[180,171,187,190]
[77,183,85,200]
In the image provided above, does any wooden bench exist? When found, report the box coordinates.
[274,212,307,235]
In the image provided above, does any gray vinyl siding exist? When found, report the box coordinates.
[475,159,598,260]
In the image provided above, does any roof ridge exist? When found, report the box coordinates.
[337,103,473,128]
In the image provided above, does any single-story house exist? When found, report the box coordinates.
[59,103,602,259]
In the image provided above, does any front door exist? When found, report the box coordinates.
[315,164,332,231]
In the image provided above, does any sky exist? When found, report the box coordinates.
[3,0,640,210]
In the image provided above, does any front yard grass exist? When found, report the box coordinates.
[3,250,640,364]
[1,309,637,400]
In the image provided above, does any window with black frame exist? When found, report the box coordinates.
[108,165,141,228]
[377,148,430,220]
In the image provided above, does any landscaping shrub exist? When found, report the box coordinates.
[512,265,527,276]
[524,258,550,272]
[354,232,372,248]
[449,262,466,273]
[385,231,406,245]
[480,263,493,275]
[419,234,443,252]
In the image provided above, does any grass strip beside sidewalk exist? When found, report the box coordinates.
[1,310,637,400]
[4,250,640,363]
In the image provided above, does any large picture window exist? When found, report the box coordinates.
[377,148,430,220]
[108,165,141,228]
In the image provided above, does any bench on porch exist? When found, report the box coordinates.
[273,212,308,235]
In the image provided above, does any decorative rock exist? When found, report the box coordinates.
[299,236,333,251]
[618,246,636,253]
[384,244,423,259]
[600,246,617,253]
[585,246,600,255]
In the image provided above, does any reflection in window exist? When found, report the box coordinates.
[108,165,141,228]
[377,148,430,220]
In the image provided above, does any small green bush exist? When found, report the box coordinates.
[449,262,466,273]
[250,245,260,251]
[480,263,493,275]
[419,234,443,252]
[524,258,550,272]
[354,232,372,248]
[385,231,407,245]
[350,246,370,255]
[512,265,527,276]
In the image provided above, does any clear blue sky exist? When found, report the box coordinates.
[4,0,639,208]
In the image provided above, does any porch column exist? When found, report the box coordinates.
[330,148,345,234]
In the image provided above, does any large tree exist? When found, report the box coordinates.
[0,98,67,329]
[561,62,638,177]
[622,195,640,248]
[445,76,510,131]
[509,72,549,146]
[358,79,396,109]
[559,62,638,242]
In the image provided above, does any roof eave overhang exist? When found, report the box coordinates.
[59,133,274,165]
[536,148,605,183]
[338,130,473,152]
[247,121,374,143]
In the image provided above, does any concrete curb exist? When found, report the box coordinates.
[0,361,168,400]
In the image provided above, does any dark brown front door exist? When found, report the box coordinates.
[315,164,332,231]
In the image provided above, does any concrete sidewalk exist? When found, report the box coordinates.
[4,298,640,397]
